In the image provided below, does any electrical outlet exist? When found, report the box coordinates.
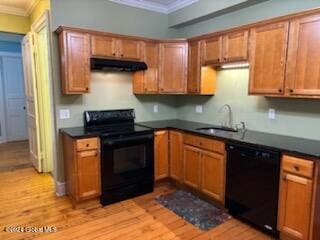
[268,108,276,120]
[195,105,203,113]
[153,105,159,113]
[59,109,70,119]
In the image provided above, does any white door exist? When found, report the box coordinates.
[2,56,28,142]
[22,34,42,171]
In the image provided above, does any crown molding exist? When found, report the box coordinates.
[109,0,198,14]
[0,4,28,16]
[26,0,40,15]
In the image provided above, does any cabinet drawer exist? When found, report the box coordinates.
[184,134,225,154]
[282,155,314,178]
[76,138,99,151]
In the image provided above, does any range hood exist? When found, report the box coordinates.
[91,58,148,72]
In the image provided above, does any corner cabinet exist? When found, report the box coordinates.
[62,134,101,207]
[58,29,90,94]
[159,42,188,93]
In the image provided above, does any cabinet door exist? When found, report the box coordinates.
[202,36,222,65]
[169,131,183,181]
[188,41,201,93]
[76,150,101,201]
[222,30,248,62]
[249,22,289,95]
[91,35,117,58]
[286,14,320,97]
[60,31,90,94]
[278,172,313,240]
[119,39,142,61]
[159,42,187,93]
[183,145,201,189]
[144,42,159,93]
[201,150,225,202]
[154,130,169,180]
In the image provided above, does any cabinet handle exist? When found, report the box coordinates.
[289,89,294,93]
[224,57,227,61]
[112,53,116,56]
[278,89,282,93]
[121,54,124,57]
[217,58,220,62]
[86,144,89,147]
[294,165,300,171]
[86,88,89,91]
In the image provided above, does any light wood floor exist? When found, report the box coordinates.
[0,167,274,240]
[0,141,32,172]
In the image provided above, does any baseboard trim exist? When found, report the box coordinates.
[55,181,66,197]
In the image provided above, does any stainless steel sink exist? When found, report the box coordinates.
[196,126,238,133]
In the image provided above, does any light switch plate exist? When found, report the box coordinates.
[196,105,203,113]
[268,108,276,120]
[59,109,70,119]
[153,105,159,113]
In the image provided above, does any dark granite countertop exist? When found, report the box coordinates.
[136,119,320,160]
[60,126,101,138]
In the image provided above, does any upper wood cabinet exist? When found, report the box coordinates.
[58,30,90,94]
[91,35,117,58]
[159,42,188,93]
[91,35,142,61]
[188,41,216,95]
[133,41,159,94]
[286,14,320,97]
[202,36,222,65]
[248,22,289,95]
[278,155,315,240]
[154,130,169,180]
[222,30,249,62]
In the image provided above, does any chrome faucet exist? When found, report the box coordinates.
[218,104,233,129]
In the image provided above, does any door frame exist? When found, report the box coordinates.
[0,51,23,144]
[30,11,56,173]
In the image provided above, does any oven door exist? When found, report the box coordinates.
[101,133,154,189]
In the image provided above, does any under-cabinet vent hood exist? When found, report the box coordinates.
[90,58,148,72]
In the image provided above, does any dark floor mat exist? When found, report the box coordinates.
[156,190,231,231]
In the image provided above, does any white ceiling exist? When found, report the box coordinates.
[0,0,39,16]
[109,0,199,14]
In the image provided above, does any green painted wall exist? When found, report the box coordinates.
[50,0,179,181]
[177,70,320,140]
[174,0,320,141]
[173,0,320,37]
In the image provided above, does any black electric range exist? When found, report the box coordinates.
[84,109,154,205]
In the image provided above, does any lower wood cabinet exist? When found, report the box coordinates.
[169,131,183,181]
[183,133,226,203]
[62,134,101,207]
[278,155,315,240]
[154,130,169,180]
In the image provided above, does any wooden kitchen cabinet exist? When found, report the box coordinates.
[91,35,117,58]
[286,14,320,97]
[133,41,159,94]
[91,35,142,61]
[62,134,101,207]
[248,22,289,95]
[159,42,187,93]
[169,131,183,181]
[201,150,226,202]
[222,30,249,62]
[278,155,314,240]
[58,29,90,94]
[201,36,222,65]
[188,40,216,95]
[154,130,169,180]
[183,133,226,203]
[184,145,201,189]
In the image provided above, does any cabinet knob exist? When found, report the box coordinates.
[224,57,227,61]
[217,58,220,62]
[86,144,89,147]
[112,53,116,56]
[86,88,89,91]
[144,88,148,92]
[121,54,124,57]
[278,89,282,93]
[294,165,300,171]
[289,89,294,93]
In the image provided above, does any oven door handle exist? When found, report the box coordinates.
[102,133,154,146]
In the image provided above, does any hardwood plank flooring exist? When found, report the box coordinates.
[0,141,32,172]
[0,168,274,240]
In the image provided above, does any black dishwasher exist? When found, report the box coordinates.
[225,143,280,237]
